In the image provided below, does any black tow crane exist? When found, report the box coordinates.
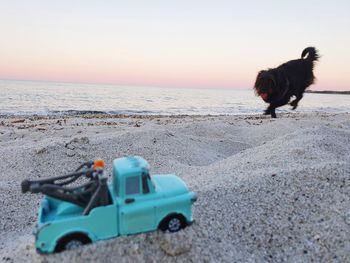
[21,160,112,215]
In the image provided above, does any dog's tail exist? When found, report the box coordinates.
[301,47,319,61]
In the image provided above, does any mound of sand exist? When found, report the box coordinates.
[0,112,349,262]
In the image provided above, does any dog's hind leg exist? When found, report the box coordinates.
[290,94,303,110]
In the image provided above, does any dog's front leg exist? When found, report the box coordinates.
[268,98,290,118]
[263,105,277,118]
[270,108,277,118]
[264,107,271,115]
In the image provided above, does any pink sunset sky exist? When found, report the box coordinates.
[0,0,349,91]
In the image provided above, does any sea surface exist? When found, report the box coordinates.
[0,80,349,116]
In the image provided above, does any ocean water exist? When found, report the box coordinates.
[0,80,349,116]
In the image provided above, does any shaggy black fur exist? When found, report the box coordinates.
[254,47,319,118]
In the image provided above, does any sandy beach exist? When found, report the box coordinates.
[0,112,349,262]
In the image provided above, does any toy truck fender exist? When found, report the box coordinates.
[155,192,196,228]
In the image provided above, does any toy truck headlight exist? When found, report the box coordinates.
[190,193,197,203]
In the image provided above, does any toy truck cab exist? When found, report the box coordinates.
[22,156,196,253]
[113,156,196,235]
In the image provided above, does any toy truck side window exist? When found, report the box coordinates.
[125,176,140,195]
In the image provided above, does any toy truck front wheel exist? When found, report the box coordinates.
[159,214,186,233]
[55,233,92,253]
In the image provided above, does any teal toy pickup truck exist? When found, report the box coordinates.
[21,156,197,253]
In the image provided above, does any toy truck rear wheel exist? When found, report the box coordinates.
[159,214,186,233]
[55,233,91,253]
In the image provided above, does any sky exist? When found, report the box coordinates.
[0,0,349,90]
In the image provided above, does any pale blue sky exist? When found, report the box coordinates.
[0,0,349,90]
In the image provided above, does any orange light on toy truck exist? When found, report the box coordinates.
[93,159,105,170]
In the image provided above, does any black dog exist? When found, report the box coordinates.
[254,47,319,118]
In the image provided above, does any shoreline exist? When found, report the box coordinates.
[306,90,350,95]
[0,112,345,128]
[0,108,349,119]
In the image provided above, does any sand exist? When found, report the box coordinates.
[0,112,349,262]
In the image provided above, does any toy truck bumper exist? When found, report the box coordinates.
[187,219,195,226]
[187,192,197,226]
[33,222,54,254]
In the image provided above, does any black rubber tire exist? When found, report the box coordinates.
[55,234,91,253]
[161,215,185,233]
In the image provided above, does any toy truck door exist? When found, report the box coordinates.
[119,175,156,235]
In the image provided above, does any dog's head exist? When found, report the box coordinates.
[254,70,276,102]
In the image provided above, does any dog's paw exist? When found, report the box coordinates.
[271,113,277,118]
[264,109,271,115]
